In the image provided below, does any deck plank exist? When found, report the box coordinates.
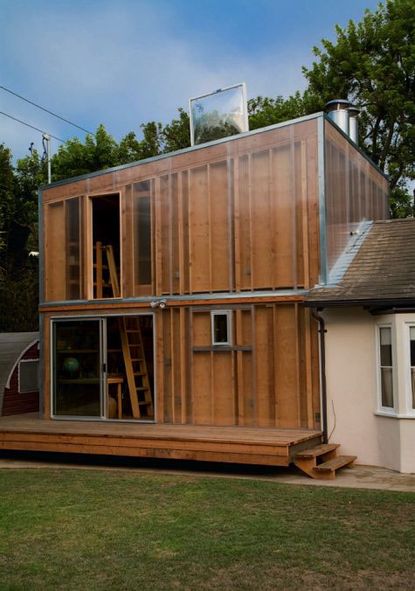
[0,413,322,466]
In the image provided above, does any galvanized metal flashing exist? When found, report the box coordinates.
[39,288,310,309]
[317,115,328,285]
[327,220,373,285]
[38,189,44,305]
[38,188,44,415]
[40,112,324,191]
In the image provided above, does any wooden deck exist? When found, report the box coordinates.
[0,414,322,466]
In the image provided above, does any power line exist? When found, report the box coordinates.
[0,84,93,135]
[0,110,65,143]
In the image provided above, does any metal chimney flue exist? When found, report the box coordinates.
[325,99,351,136]
[325,99,360,146]
[348,105,360,145]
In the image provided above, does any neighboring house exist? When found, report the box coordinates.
[307,218,415,473]
[0,106,400,476]
[0,332,39,416]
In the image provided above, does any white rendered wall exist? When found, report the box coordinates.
[322,308,415,473]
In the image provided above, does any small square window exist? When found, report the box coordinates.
[18,359,39,393]
[211,312,232,346]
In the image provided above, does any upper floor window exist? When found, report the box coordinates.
[133,181,153,294]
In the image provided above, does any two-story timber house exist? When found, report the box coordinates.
[0,109,389,478]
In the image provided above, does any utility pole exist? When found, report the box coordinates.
[42,133,51,184]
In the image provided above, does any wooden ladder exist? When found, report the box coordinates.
[97,242,153,419]
[294,443,356,480]
[118,317,154,419]
[94,241,121,298]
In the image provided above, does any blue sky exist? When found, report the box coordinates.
[0,0,381,160]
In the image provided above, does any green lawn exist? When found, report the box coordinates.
[0,469,414,590]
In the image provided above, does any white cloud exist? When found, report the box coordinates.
[0,1,309,159]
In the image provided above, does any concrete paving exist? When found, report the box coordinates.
[0,452,414,492]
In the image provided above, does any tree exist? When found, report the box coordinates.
[0,146,41,331]
[118,121,163,164]
[303,0,415,215]
[248,92,308,130]
[52,124,119,180]
[161,108,191,152]
[0,144,15,258]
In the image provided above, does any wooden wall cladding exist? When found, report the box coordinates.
[154,122,319,296]
[324,121,389,273]
[157,304,320,430]
[42,120,319,302]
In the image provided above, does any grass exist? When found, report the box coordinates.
[0,468,414,590]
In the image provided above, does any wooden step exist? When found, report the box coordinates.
[313,455,356,475]
[294,443,356,480]
[296,443,339,459]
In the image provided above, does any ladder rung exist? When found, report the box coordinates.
[138,400,152,406]
[136,386,149,391]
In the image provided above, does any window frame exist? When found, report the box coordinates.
[376,324,396,415]
[211,310,232,347]
[18,358,39,394]
[404,323,415,417]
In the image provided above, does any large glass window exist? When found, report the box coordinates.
[66,198,81,300]
[379,327,394,409]
[133,181,152,290]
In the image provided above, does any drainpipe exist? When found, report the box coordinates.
[311,309,328,444]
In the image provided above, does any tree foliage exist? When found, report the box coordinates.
[2,0,415,330]
[303,0,415,212]
[0,145,43,331]
[248,92,308,130]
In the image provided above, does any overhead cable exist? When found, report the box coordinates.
[0,110,65,142]
[0,84,93,134]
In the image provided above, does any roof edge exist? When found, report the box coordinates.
[40,112,324,192]
[305,297,415,309]
[4,337,40,390]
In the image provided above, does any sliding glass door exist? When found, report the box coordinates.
[53,319,103,417]
[52,316,155,420]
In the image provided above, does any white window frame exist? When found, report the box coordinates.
[375,324,396,416]
[404,323,415,418]
[18,358,39,394]
[211,311,232,346]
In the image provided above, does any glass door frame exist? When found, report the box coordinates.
[51,317,106,420]
[50,313,156,422]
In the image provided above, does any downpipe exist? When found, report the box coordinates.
[311,309,328,444]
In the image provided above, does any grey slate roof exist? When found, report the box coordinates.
[0,332,39,412]
[308,219,415,307]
